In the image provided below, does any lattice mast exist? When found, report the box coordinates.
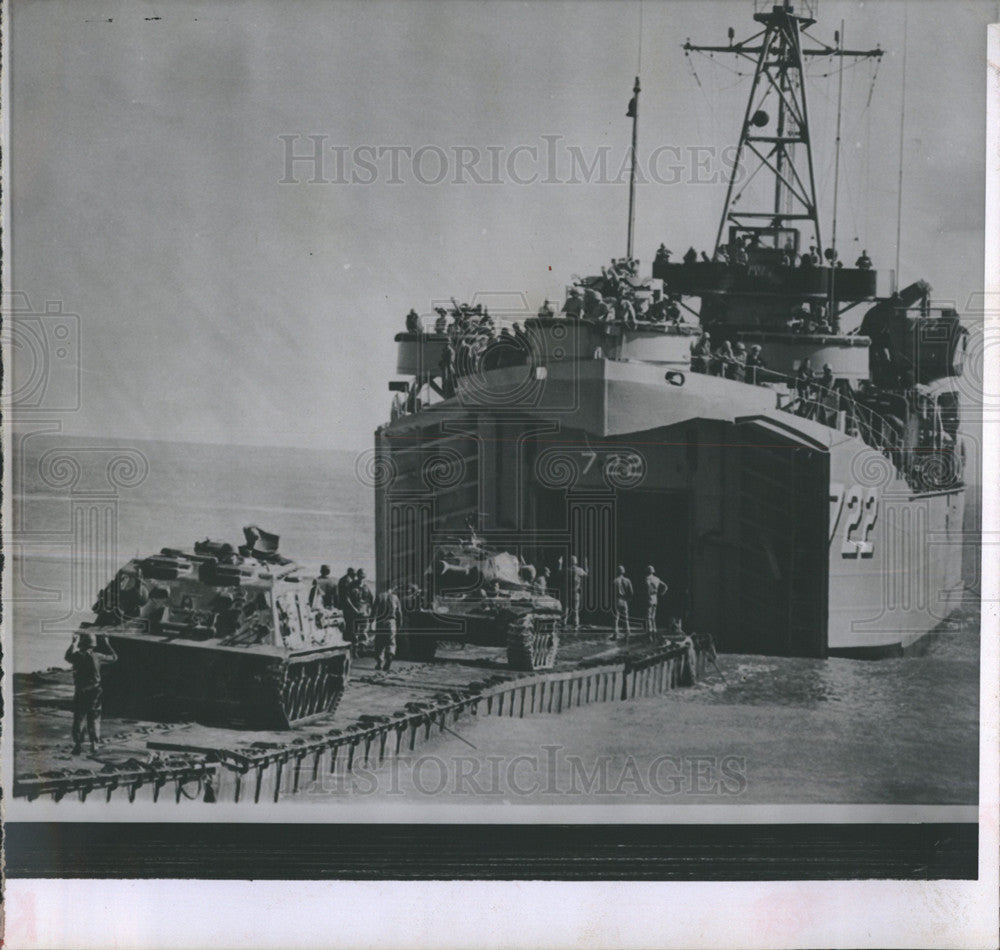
[684,1,881,259]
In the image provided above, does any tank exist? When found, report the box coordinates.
[85,526,351,729]
[399,537,564,670]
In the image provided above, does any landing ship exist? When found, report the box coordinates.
[374,2,968,658]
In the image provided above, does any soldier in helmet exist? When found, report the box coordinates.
[309,564,338,610]
[646,289,668,323]
[732,341,748,382]
[371,585,403,671]
[563,555,588,631]
[690,332,712,374]
[610,565,634,642]
[337,567,356,611]
[348,569,374,644]
[616,295,637,328]
[338,567,357,641]
[561,288,583,319]
[745,344,766,384]
[644,566,668,636]
[65,631,118,755]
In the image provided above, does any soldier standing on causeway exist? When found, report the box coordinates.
[371,586,403,672]
[309,564,339,610]
[644,566,668,636]
[563,555,588,631]
[65,632,118,755]
[611,565,634,643]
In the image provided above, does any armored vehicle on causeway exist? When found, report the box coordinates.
[86,526,351,729]
[399,539,564,670]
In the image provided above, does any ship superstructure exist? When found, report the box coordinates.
[374,1,968,658]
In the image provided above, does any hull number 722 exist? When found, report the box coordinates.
[829,483,879,558]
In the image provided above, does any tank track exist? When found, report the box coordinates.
[505,614,560,671]
[277,653,351,726]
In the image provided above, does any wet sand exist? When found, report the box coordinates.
[301,607,980,806]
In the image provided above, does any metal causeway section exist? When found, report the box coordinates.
[14,636,708,805]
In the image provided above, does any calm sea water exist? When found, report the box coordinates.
[10,434,374,672]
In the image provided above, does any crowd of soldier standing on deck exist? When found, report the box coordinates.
[397,241,862,422]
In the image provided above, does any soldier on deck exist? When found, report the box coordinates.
[644,566,668,636]
[309,564,339,610]
[713,340,735,378]
[537,299,554,318]
[616,295,638,328]
[745,344,766,384]
[683,246,698,265]
[434,308,449,334]
[732,342,748,382]
[646,289,668,323]
[610,566,634,642]
[561,288,583,318]
[654,244,671,268]
[405,309,422,334]
[817,364,838,425]
[856,249,873,270]
[582,287,602,321]
[795,359,816,417]
[690,332,712,373]
[795,359,814,396]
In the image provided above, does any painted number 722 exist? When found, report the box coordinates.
[829,483,879,558]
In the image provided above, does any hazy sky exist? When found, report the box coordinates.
[11,0,996,450]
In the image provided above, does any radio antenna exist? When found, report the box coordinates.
[894,5,908,292]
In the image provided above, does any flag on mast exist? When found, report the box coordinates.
[626,94,637,117]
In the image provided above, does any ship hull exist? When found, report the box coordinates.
[375,358,965,657]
